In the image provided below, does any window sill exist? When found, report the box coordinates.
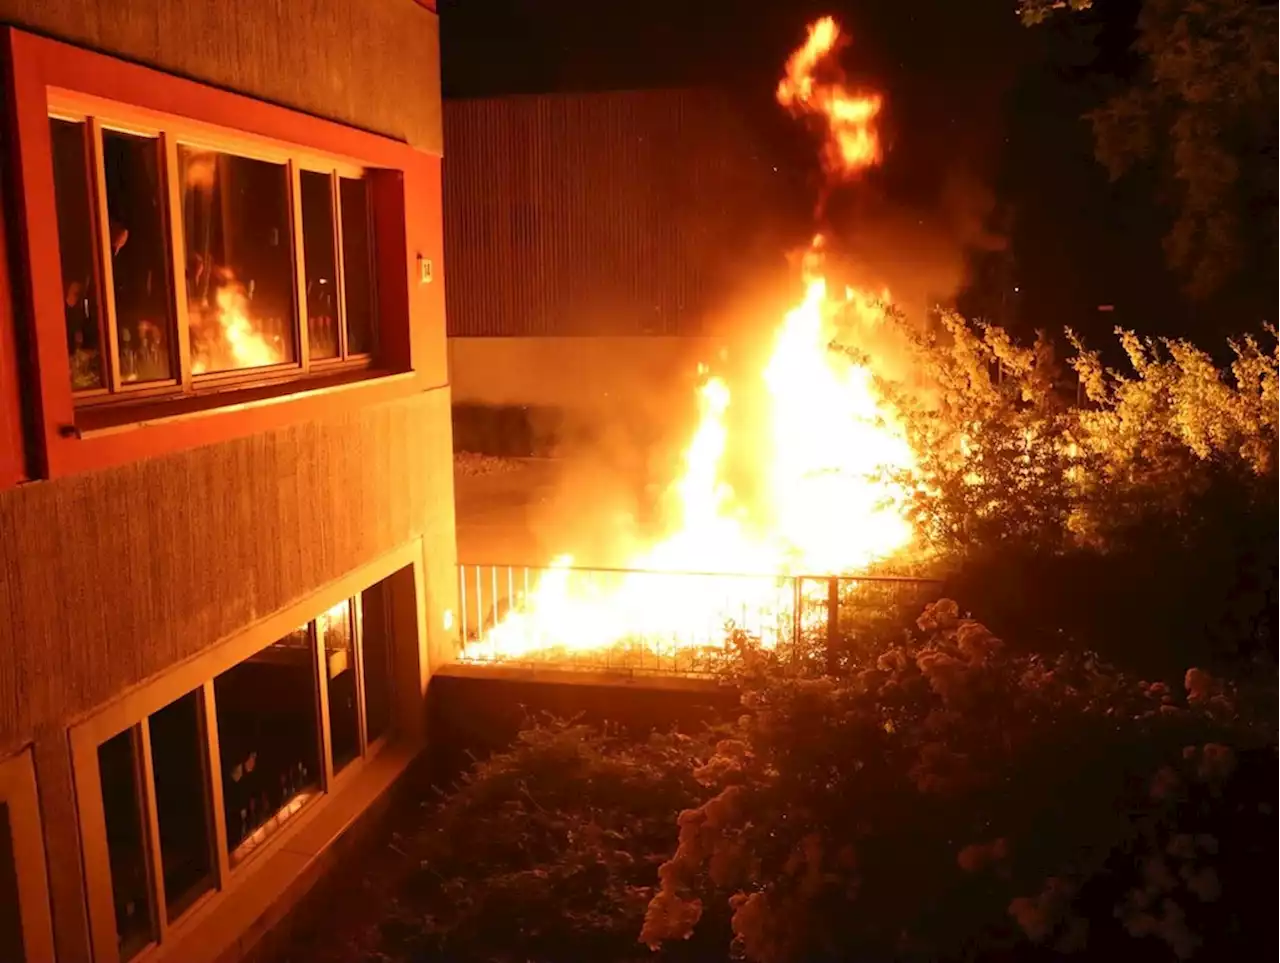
[43,368,429,477]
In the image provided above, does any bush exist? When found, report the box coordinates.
[886,317,1278,671]
[641,600,1276,962]
[380,717,726,962]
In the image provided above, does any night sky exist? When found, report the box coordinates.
[439,0,1273,345]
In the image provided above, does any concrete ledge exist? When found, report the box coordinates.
[435,658,729,693]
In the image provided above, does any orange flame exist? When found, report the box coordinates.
[464,17,914,665]
[189,277,283,375]
[776,16,883,177]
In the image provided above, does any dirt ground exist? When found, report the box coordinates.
[453,452,664,570]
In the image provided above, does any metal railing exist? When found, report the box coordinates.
[456,562,943,677]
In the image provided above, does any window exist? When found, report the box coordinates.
[215,626,321,867]
[5,28,438,484]
[149,691,216,920]
[0,750,55,963]
[361,579,396,744]
[49,118,106,391]
[339,176,377,356]
[102,129,176,385]
[97,730,154,960]
[320,600,361,774]
[44,112,380,402]
[179,147,297,375]
[299,170,340,360]
[70,560,413,962]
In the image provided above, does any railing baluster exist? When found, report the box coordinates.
[450,562,941,676]
[459,566,468,656]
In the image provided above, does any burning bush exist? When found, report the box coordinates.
[893,318,1279,672]
[641,600,1275,962]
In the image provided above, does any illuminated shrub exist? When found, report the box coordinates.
[381,718,724,962]
[892,319,1279,671]
[641,601,1275,962]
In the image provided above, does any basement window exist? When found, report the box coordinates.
[70,559,415,961]
[361,578,396,744]
[320,599,361,774]
[97,729,154,961]
[215,626,322,867]
[0,751,54,963]
[149,690,216,920]
[0,804,20,963]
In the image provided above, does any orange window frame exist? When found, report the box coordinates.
[1,27,442,482]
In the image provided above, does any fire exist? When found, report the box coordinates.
[464,18,918,664]
[776,16,883,177]
[189,277,284,375]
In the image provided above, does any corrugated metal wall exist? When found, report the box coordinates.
[443,88,772,336]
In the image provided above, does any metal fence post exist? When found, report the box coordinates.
[826,576,840,675]
[792,577,802,663]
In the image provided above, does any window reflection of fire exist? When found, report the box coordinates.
[183,149,292,375]
[187,257,286,375]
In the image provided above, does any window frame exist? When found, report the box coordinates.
[0,748,57,963]
[68,539,425,963]
[3,27,429,481]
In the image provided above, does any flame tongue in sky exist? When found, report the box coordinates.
[467,17,918,664]
[776,16,883,179]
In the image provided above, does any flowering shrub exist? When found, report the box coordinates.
[888,318,1278,672]
[378,717,725,962]
[641,600,1275,962]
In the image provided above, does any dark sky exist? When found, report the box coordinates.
[438,0,1268,344]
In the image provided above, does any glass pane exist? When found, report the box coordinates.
[98,728,154,960]
[0,804,24,963]
[102,130,175,385]
[300,171,340,361]
[180,147,298,375]
[214,626,320,868]
[360,579,394,744]
[319,600,360,772]
[149,690,214,920]
[49,118,106,391]
[339,177,375,356]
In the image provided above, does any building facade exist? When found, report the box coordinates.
[444,87,786,458]
[0,3,457,962]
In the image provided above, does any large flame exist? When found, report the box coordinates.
[465,18,917,664]
[776,16,883,178]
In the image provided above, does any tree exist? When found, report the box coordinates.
[1019,0,1279,299]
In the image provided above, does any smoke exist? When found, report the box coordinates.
[817,163,1007,327]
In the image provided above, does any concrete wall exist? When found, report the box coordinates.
[0,389,457,751]
[449,336,717,409]
[0,0,442,152]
